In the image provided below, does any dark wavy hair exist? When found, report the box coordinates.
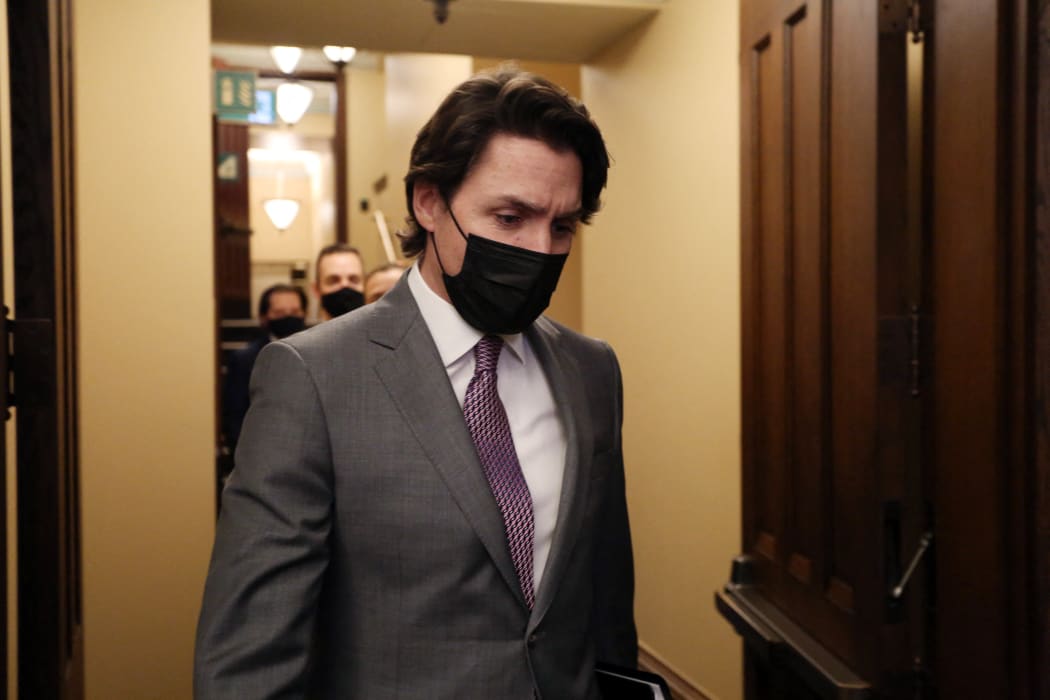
[399,66,610,257]
[258,283,307,317]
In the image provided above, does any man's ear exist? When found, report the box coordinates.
[412,180,442,232]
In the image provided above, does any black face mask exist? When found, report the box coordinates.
[267,315,305,339]
[321,287,365,318]
[433,207,568,335]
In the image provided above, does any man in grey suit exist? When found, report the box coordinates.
[195,67,637,699]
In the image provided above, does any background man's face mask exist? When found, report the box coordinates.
[267,315,305,338]
[321,287,365,318]
[432,205,567,335]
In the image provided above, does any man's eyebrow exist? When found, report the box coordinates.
[558,208,585,221]
[492,196,583,220]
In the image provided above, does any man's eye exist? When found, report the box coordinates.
[554,222,577,236]
[495,214,521,226]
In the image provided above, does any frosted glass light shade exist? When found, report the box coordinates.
[270,46,302,74]
[323,45,357,64]
[263,198,300,232]
[276,82,313,124]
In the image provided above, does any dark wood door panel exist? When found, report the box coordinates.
[750,23,787,565]
[928,0,1012,696]
[7,0,84,697]
[731,1,1047,698]
[734,0,917,693]
[214,121,251,319]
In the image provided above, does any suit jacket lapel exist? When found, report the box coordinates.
[527,317,594,628]
[369,280,526,606]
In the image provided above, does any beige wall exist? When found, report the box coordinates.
[75,1,215,697]
[60,7,739,697]
[582,3,742,699]
[348,62,395,272]
[383,54,473,258]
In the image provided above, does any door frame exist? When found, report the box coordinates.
[927,0,1045,696]
[6,0,84,697]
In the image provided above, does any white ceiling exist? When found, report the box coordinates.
[211,0,664,64]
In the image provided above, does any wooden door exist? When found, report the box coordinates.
[214,121,252,320]
[717,0,924,697]
[720,1,1048,698]
[213,120,252,510]
[926,0,1045,697]
[7,0,84,697]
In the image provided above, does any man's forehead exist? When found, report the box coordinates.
[368,268,402,284]
[271,290,301,302]
[318,251,362,275]
[269,290,302,310]
[466,136,583,208]
[473,133,579,169]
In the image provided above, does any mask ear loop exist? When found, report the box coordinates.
[430,198,469,275]
[445,202,469,242]
[430,229,449,275]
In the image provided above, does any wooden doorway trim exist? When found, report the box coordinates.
[6,0,84,697]
[1029,2,1049,695]
[928,0,1045,696]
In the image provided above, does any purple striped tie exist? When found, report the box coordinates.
[462,335,535,608]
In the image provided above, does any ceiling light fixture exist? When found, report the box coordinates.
[270,45,303,74]
[430,0,454,24]
[323,45,357,65]
[275,82,314,125]
[263,198,301,232]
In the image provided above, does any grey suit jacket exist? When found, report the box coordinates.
[194,277,636,699]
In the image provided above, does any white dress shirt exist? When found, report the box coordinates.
[407,263,566,591]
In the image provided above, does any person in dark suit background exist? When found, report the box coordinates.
[220,283,307,455]
[196,67,636,699]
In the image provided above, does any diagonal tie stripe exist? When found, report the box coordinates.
[462,335,535,608]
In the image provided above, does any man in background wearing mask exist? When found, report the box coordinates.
[220,283,306,463]
[197,68,636,699]
[363,261,407,304]
[313,242,366,320]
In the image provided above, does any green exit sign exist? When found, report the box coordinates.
[214,70,255,117]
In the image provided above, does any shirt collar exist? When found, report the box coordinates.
[407,261,526,367]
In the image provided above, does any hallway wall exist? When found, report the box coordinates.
[75,1,215,697]
[348,62,393,271]
[383,52,473,251]
[64,3,740,696]
[582,2,742,698]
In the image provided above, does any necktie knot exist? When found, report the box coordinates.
[473,335,503,374]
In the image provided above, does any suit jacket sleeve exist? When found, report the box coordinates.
[195,341,333,699]
[591,342,639,667]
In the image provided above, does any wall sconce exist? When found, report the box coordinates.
[263,198,301,232]
[276,82,314,125]
[322,45,357,66]
[270,45,302,74]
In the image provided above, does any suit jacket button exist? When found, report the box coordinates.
[527,633,538,648]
